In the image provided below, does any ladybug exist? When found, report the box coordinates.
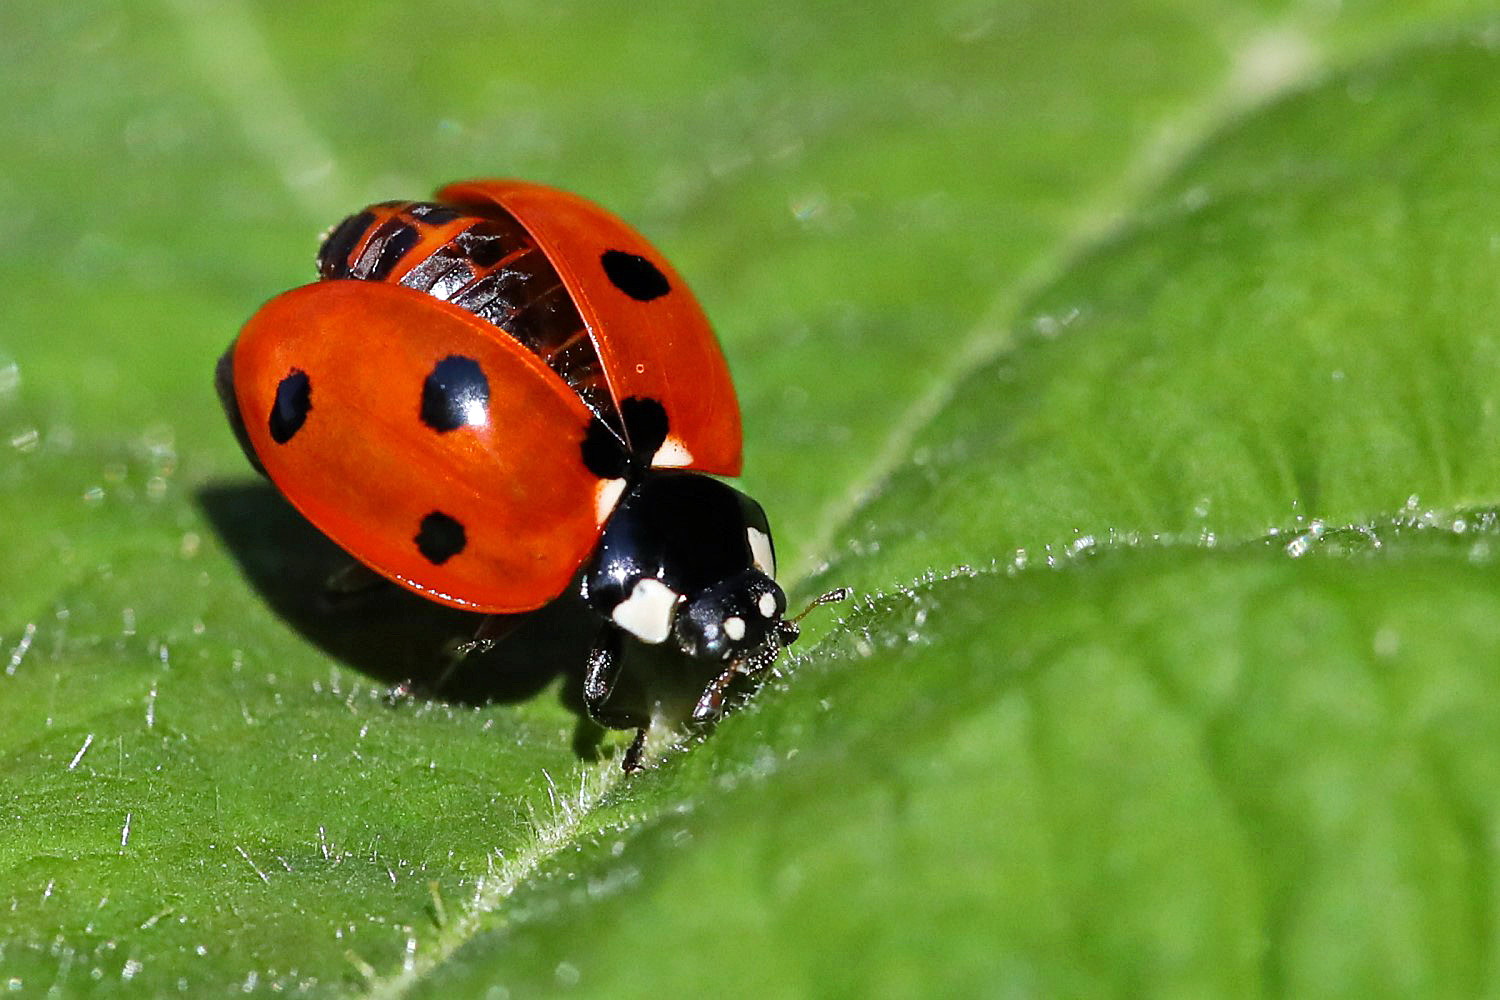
[216,179,845,769]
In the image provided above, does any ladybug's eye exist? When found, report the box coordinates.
[600,250,671,302]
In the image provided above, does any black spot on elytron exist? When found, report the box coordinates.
[317,211,374,279]
[269,369,312,444]
[407,202,461,226]
[620,396,669,459]
[420,356,490,432]
[415,511,467,565]
[581,417,631,480]
[367,222,421,281]
[600,250,671,301]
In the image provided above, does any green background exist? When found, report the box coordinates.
[4,2,1500,996]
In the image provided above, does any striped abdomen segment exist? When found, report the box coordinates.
[316,199,615,427]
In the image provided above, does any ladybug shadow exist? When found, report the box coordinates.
[197,480,616,759]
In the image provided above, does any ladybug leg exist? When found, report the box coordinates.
[383,679,414,704]
[452,614,521,658]
[582,625,625,717]
[437,614,524,692]
[621,726,649,773]
[691,640,786,723]
[321,559,390,606]
[583,627,650,772]
[690,665,739,723]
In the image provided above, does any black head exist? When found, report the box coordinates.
[672,569,792,661]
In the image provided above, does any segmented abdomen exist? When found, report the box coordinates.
[317,199,615,426]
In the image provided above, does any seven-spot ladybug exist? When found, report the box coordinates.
[216,179,845,769]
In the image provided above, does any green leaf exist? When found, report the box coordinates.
[412,541,1500,997]
[3,3,1499,997]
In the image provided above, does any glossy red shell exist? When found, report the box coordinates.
[229,181,743,613]
[441,180,741,475]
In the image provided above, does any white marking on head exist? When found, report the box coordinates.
[594,477,628,526]
[724,616,746,642]
[651,435,694,468]
[610,578,680,644]
[747,526,775,577]
[758,592,778,618]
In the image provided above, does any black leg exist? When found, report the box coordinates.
[692,665,740,723]
[621,726,649,773]
[320,559,389,608]
[437,614,522,693]
[451,614,520,658]
[583,624,624,721]
[692,640,787,723]
[583,626,652,772]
